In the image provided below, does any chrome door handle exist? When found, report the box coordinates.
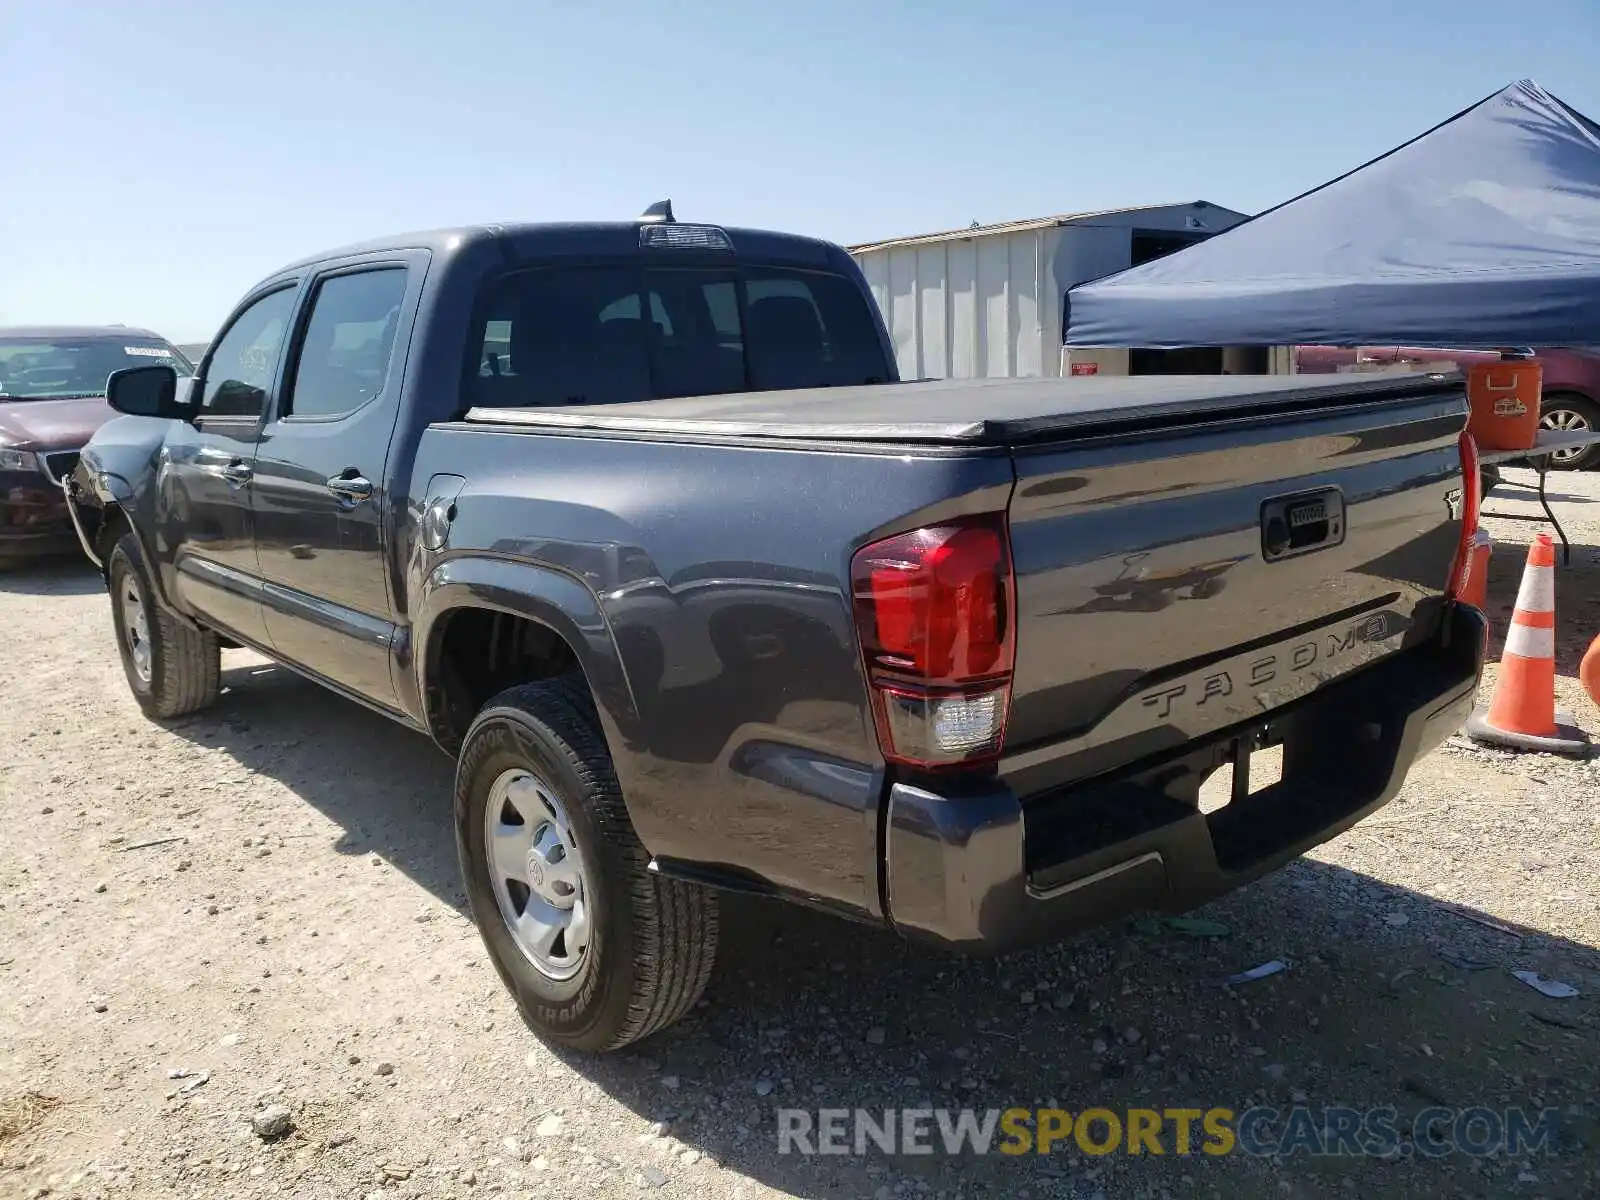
[221,461,253,487]
[327,472,373,506]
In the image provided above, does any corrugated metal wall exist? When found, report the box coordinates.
[856,229,1058,381]
[853,211,1289,381]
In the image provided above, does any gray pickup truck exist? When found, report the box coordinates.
[66,207,1486,1052]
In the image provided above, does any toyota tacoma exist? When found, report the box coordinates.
[66,207,1486,1052]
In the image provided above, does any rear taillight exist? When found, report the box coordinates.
[850,513,1016,769]
[1446,430,1482,602]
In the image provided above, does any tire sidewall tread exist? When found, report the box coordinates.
[455,678,716,1053]
[107,533,220,720]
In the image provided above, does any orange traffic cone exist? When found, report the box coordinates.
[1581,634,1600,713]
[1465,534,1588,755]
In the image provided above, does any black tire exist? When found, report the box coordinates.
[455,677,718,1052]
[1540,392,1600,471]
[107,532,221,719]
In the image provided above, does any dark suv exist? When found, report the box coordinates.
[1,326,193,566]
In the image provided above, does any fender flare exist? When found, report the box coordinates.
[411,554,641,748]
[74,471,181,614]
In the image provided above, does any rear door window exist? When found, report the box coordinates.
[467,264,888,409]
[284,268,408,419]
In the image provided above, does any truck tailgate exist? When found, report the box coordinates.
[1001,382,1469,792]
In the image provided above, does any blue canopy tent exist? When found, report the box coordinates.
[1064,80,1600,349]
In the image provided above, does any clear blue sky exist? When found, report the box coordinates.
[2,0,1596,343]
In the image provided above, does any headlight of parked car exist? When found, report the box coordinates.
[0,448,39,472]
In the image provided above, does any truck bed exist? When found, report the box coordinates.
[461,365,1473,798]
[464,369,1464,445]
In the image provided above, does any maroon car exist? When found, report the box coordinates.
[1294,344,1600,471]
[1,326,193,566]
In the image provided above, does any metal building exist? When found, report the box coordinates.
[848,201,1287,381]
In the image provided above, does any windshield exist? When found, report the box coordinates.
[0,337,194,400]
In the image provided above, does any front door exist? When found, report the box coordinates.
[250,259,419,707]
[164,284,300,647]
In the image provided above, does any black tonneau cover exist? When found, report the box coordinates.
[463,370,1463,445]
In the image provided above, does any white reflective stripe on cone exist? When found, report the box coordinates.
[1504,623,1556,660]
[1514,564,1556,614]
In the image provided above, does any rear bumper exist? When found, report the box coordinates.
[883,602,1486,950]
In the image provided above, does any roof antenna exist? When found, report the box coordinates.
[641,199,675,224]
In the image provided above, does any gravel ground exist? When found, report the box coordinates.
[2,467,1599,1200]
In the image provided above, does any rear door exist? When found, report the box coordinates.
[249,255,423,706]
[165,283,301,647]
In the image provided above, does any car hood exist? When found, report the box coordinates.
[0,395,115,450]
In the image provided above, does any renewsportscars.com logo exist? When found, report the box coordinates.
[777,1106,1558,1159]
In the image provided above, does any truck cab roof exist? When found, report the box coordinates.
[270,220,850,277]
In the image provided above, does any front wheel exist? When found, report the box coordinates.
[1541,393,1600,471]
[107,533,221,719]
[455,678,718,1052]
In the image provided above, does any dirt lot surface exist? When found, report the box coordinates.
[3,467,1599,1200]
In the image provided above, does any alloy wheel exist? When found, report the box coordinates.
[483,766,591,981]
[120,575,152,684]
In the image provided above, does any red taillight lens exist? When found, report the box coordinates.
[851,514,1015,769]
[865,523,1008,679]
[1446,430,1482,602]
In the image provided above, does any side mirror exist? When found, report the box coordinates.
[106,365,190,419]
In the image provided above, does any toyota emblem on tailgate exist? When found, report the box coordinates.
[1287,499,1327,527]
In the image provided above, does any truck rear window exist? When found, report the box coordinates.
[467,264,890,409]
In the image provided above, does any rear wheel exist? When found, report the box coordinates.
[455,677,718,1052]
[1540,393,1600,471]
[107,533,220,719]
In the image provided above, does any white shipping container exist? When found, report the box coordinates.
[848,202,1275,380]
